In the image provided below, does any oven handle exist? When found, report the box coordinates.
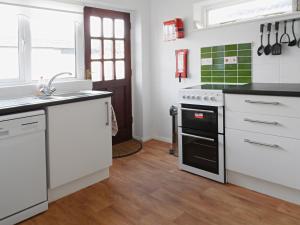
[180,133,215,142]
[181,108,215,114]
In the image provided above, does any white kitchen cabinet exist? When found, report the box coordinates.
[226,111,300,140]
[225,93,300,193]
[47,98,112,189]
[225,94,300,118]
[226,128,300,190]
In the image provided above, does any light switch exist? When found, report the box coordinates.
[224,56,237,64]
[201,58,213,66]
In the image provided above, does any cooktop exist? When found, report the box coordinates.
[185,84,244,90]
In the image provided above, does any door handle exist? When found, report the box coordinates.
[105,102,109,126]
[245,100,280,105]
[244,118,280,126]
[180,133,215,142]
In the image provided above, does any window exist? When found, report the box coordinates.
[0,6,19,81]
[30,10,77,80]
[194,0,297,29]
[88,16,126,81]
[0,3,82,83]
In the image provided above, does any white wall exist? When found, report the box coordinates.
[149,0,300,142]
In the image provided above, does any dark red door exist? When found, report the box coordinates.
[84,7,132,144]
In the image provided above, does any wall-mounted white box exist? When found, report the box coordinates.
[224,56,237,64]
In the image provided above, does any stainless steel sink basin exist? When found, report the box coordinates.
[0,91,96,109]
[34,92,89,101]
[54,92,90,98]
[34,96,59,100]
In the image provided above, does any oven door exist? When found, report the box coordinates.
[178,127,225,183]
[179,104,218,138]
[181,131,218,174]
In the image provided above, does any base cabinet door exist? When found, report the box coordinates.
[226,128,300,190]
[47,98,112,189]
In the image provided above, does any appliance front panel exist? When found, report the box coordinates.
[178,128,225,183]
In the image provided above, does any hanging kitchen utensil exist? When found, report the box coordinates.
[280,21,291,44]
[272,22,282,55]
[264,23,272,55]
[298,38,300,48]
[288,20,297,46]
[257,24,265,56]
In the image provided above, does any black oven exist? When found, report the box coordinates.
[179,104,225,183]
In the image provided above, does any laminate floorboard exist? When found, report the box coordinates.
[20,140,300,225]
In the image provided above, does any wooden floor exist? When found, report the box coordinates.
[21,140,300,225]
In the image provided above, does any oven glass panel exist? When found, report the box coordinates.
[182,134,219,174]
[181,104,218,138]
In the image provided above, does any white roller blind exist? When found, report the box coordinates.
[208,0,293,26]
[0,5,19,80]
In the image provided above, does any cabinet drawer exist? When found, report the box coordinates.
[225,94,300,118]
[226,111,300,139]
[226,128,300,190]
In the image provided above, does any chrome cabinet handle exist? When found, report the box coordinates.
[244,139,280,149]
[244,118,279,126]
[22,121,39,126]
[180,133,215,142]
[105,102,109,126]
[181,108,215,114]
[245,100,280,105]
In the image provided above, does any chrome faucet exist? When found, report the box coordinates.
[40,72,72,96]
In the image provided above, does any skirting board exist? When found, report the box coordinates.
[0,202,48,225]
[48,168,109,203]
[227,170,300,205]
[154,136,172,143]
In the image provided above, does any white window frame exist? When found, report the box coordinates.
[0,2,84,85]
[193,0,300,29]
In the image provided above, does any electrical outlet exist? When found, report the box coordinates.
[201,58,213,65]
[224,56,237,64]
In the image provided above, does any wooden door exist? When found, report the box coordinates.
[84,7,132,145]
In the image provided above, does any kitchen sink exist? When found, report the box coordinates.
[34,92,90,101]
[34,96,61,100]
[0,91,98,109]
[54,92,90,98]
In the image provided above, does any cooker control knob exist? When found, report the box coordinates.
[210,96,216,101]
[182,95,186,99]
[203,96,209,101]
[191,95,195,99]
[187,95,191,99]
[196,96,201,100]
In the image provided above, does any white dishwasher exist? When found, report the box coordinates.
[0,110,48,225]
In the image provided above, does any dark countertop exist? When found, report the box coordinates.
[0,90,113,116]
[223,83,300,97]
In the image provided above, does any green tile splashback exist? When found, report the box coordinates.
[201,43,252,84]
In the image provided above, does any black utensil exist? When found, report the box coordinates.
[288,20,297,46]
[280,21,291,44]
[298,38,300,48]
[257,24,265,56]
[272,22,282,55]
[264,23,272,55]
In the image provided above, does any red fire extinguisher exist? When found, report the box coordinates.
[175,49,188,83]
